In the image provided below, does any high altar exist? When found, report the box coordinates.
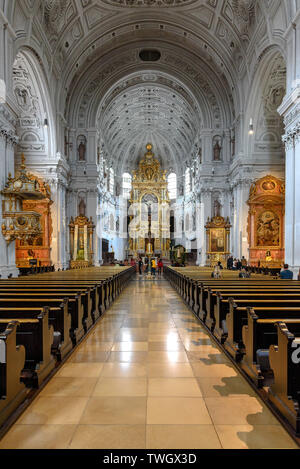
[247,175,285,267]
[69,215,95,268]
[129,143,170,258]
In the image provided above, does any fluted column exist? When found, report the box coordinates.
[0,127,19,278]
[199,189,212,266]
[231,178,252,260]
[279,93,300,278]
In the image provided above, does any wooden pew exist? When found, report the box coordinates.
[0,287,94,329]
[0,283,102,318]
[3,279,109,317]
[0,309,55,388]
[192,277,300,315]
[197,283,300,323]
[0,293,73,360]
[213,290,300,342]
[0,322,29,427]
[241,308,300,387]
[0,266,135,426]
[268,321,300,435]
[0,303,72,361]
[225,299,300,360]
[0,296,85,346]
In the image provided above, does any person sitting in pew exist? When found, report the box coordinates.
[239,268,251,278]
[212,264,222,279]
[280,264,294,280]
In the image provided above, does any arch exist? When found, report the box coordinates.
[12,47,56,160]
[243,46,286,163]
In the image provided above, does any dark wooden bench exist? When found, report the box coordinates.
[241,308,300,387]
[194,280,300,320]
[1,280,108,316]
[0,293,74,360]
[0,303,72,361]
[268,321,300,435]
[225,299,300,360]
[0,287,94,328]
[212,291,300,342]
[0,309,55,388]
[0,321,29,427]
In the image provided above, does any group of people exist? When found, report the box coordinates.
[213,258,297,280]
[131,257,164,277]
[226,256,248,270]
[211,261,250,279]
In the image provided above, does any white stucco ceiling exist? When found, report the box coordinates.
[97,71,201,173]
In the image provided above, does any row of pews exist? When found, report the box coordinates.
[0,266,135,429]
[164,266,300,436]
[18,265,55,276]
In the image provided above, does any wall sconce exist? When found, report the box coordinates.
[44,118,48,128]
[248,118,254,135]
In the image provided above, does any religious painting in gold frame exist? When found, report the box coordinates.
[205,215,231,266]
[247,175,284,267]
[210,228,225,252]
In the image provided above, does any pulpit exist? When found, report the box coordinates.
[69,215,95,268]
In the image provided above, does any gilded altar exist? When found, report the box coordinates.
[129,143,170,258]
[247,175,285,267]
[205,216,231,266]
[69,215,95,268]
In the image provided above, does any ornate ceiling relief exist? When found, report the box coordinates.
[100,0,197,7]
[13,53,45,153]
[256,55,286,152]
[44,0,72,34]
[230,0,256,35]
[98,79,199,173]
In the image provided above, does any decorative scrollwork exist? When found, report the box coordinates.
[100,0,197,6]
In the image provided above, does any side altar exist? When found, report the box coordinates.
[69,215,95,268]
[247,175,285,267]
[129,143,170,258]
[205,215,231,266]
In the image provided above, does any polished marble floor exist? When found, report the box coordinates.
[0,276,298,449]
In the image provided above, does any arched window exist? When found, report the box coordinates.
[185,168,191,195]
[167,173,177,199]
[109,168,114,195]
[122,172,132,199]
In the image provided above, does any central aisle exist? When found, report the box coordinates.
[0,276,297,449]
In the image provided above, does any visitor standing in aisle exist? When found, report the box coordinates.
[158,258,163,277]
[151,258,156,276]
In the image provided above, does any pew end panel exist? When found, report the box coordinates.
[224,298,245,361]
[0,322,29,428]
[268,322,300,435]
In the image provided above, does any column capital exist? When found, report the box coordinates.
[0,128,19,146]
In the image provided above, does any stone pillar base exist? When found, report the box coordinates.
[0,266,20,279]
[291,266,300,280]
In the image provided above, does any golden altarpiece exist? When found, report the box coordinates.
[129,144,170,258]
[69,215,95,268]
[205,216,231,266]
[247,175,285,267]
